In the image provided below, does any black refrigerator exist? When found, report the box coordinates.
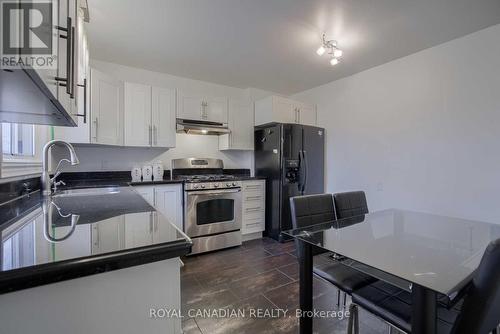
[255,123,325,241]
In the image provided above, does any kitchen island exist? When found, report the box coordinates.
[0,186,191,334]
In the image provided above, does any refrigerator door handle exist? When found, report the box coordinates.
[297,150,303,192]
[302,150,308,193]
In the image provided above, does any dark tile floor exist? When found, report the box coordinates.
[180,237,390,334]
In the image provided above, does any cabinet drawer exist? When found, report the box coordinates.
[243,209,264,221]
[242,181,265,192]
[242,218,265,234]
[243,191,264,203]
[243,200,264,213]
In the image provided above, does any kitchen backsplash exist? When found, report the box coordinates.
[51,133,254,174]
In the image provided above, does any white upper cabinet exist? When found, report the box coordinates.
[53,3,91,143]
[177,91,228,123]
[255,95,316,126]
[90,69,124,145]
[124,82,152,147]
[206,97,229,123]
[152,87,176,148]
[295,102,317,126]
[177,93,204,121]
[124,83,176,148]
[219,99,253,150]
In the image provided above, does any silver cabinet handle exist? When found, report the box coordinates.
[245,184,262,189]
[93,226,99,247]
[246,207,262,212]
[297,108,301,123]
[245,196,262,200]
[201,101,208,120]
[148,125,152,146]
[149,212,153,233]
[153,125,157,145]
[93,117,98,140]
[246,222,262,227]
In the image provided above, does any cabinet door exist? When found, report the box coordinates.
[124,82,152,147]
[206,97,228,123]
[152,87,176,148]
[154,185,183,231]
[220,100,253,150]
[91,216,124,254]
[29,0,59,101]
[273,96,296,123]
[135,186,155,206]
[90,68,123,145]
[68,0,78,117]
[53,225,91,261]
[124,212,153,248]
[177,91,203,121]
[297,103,317,126]
[53,11,90,143]
[56,0,73,116]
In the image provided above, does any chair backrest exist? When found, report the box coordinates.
[333,191,369,219]
[452,238,500,334]
[289,194,336,229]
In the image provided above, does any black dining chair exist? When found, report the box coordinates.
[290,194,376,307]
[347,238,500,334]
[333,191,369,219]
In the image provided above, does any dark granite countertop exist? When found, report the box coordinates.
[55,171,264,188]
[0,186,191,295]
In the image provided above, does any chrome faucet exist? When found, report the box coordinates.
[41,140,80,196]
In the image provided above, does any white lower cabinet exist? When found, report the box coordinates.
[133,184,184,232]
[241,180,266,235]
[91,216,124,254]
[124,212,155,248]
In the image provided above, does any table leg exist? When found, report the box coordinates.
[411,284,437,334]
[298,240,313,334]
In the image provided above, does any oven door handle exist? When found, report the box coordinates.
[187,189,241,196]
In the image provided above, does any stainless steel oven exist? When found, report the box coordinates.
[174,157,244,254]
[185,187,242,238]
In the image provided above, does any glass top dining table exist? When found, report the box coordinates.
[282,208,500,334]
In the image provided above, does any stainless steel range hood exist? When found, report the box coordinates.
[176,119,230,135]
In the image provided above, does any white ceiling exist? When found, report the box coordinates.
[87,0,500,94]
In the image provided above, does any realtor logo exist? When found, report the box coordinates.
[1,0,57,69]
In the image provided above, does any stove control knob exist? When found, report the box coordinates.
[232,182,237,186]
[193,185,199,189]
[201,184,205,189]
[226,183,231,187]
[214,183,219,188]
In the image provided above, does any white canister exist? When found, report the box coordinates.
[152,162,164,182]
[131,166,142,182]
[142,165,153,182]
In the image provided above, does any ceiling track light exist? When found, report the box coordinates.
[316,33,343,66]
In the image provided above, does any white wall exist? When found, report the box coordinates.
[54,61,279,173]
[292,24,500,224]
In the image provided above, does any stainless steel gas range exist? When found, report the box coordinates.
[172,158,242,254]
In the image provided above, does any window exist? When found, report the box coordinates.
[2,123,35,157]
[1,123,42,178]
